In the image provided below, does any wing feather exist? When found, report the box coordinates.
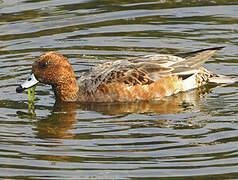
[78,47,224,92]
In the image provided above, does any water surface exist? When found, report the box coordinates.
[1,0,238,179]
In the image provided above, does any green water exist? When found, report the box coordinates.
[0,0,238,179]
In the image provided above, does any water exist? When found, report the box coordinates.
[1,0,238,179]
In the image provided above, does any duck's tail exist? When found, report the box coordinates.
[176,46,225,58]
[175,46,236,84]
[173,46,225,69]
[208,74,236,84]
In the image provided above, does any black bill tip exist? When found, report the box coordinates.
[16,86,26,93]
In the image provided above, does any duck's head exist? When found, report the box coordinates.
[16,52,78,101]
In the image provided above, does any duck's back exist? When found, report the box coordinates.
[76,47,233,102]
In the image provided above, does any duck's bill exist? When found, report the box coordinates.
[16,74,39,93]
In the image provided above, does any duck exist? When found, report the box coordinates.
[16,47,234,102]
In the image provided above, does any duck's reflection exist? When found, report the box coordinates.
[21,84,216,162]
[35,102,78,139]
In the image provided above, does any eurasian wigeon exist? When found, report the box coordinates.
[16,47,234,102]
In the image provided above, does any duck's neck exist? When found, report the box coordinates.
[52,76,79,102]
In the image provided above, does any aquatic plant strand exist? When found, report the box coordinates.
[28,85,36,103]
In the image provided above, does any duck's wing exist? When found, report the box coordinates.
[78,59,173,92]
[79,47,224,92]
[127,46,224,77]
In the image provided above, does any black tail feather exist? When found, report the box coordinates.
[176,46,225,58]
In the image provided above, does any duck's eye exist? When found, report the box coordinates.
[40,61,49,68]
